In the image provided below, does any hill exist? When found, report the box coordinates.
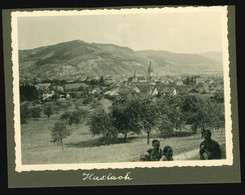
[199,51,223,63]
[137,50,223,74]
[18,40,223,82]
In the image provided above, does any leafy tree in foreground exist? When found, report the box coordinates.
[208,102,225,135]
[180,94,225,135]
[128,95,158,144]
[156,95,185,136]
[156,115,175,138]
[51,122,71,151]
[111,96,141,142]
[88,108,117,141]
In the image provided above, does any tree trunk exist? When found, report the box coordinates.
[61,139,64,151]
[124,133,127,142]
[147,132,150,144]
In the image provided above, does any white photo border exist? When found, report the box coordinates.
[11,6,233,172]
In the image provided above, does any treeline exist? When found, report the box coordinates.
[20,84,39,102]
[20,101,73,123]
[88,92,225,144]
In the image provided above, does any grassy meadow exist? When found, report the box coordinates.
[21,98,226,165]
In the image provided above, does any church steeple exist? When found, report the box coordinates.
[133,70,137,82]
[147,61,153,81]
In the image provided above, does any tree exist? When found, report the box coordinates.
[128,95,159,144]
[208,102,225,135]
[183,76,195,85]
[88,108,117,142]
[51,122,71,151]
[30,106,42,120]
[156,115,175,138]
[180,94,225,135]
[19,84,39,102]
[180,94,200,132]
[99,76,105,86]
[155,95,185,136]
[20,102,30,123]
[43,103,54,120]
[68,109,88,128]
[111,96,140,142]
[60,111,72,124]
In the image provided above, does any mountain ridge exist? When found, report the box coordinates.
[18,39,223,82]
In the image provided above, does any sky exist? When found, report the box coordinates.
[17,8,226,53]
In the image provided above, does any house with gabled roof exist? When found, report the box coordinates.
[43,91,55,100]
[104,88,120,96]
[162,87,177,96]
[189,88,199,94]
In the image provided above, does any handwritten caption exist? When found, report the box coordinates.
[82,172,133,181]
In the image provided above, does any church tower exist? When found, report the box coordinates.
[133,70,137,82]
[147,62,153,81]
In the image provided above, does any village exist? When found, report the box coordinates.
[20,63,224,103]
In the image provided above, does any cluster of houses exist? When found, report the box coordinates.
[33,63,223,101]
[35,81,104,101]
[104,64,223,98]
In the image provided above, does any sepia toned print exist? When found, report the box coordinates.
[11,6,233,172]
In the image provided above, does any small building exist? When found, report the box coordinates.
[43,91,54,100]
[189,88,199,94]
[90,87,102,94]
[104,88,120,97]
[132,86,141,94]
[151,87,159,96]
[161,87,177,96]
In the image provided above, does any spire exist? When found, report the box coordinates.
[147,62,153,81]
[133,70,137,77]
[133,70,137,82]
[148,61,153,73]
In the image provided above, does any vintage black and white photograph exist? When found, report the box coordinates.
[11,6,233,172]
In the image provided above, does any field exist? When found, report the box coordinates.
[21,98,226,165]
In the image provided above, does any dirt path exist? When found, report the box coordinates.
[174,148,200,160]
